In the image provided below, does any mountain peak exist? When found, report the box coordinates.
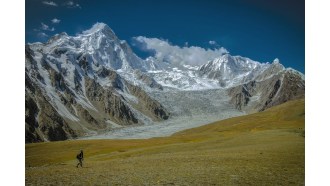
[47,32,68,43]
[273,58,280,64]
[271,58,285,70]
[82,22,114,35]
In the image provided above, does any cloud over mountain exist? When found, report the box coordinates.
[133,36,228,66]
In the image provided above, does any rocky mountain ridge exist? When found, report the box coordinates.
[25,23,304,143]
[25,23,169,142]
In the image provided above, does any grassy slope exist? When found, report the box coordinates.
[26,99,305,185]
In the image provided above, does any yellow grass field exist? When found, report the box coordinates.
[26,99,305,185]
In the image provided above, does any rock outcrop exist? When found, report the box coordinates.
[228,68,305,113]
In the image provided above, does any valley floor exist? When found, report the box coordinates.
[83,89,244,139]
[83,113,244,140]
[26,99,305,185]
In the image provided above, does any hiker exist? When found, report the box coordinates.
[76,150,84,168]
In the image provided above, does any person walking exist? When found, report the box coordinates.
[76,150,84,168]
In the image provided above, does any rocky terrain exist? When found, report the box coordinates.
[25,23,170,142]
[84,89,243,139]
[227,62,305,112]
[25,23,305,142]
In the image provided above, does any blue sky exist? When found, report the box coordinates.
[26,0,305,73]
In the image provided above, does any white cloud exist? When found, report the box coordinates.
[37,32,48,38]
[64,1,81,8]
[42,1,58,6]
[51,18,61,24]
[66,1,74,6]
[209,40,217,45]
[133,36,229,66]
[41,22,55,31]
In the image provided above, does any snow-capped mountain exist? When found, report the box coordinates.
[146,57,221,90]
[227,65,305,112]
[42,23,153,71]
[25,23,169,142]
[25,23,305,143]
[198,54,271,87]
[142,53,303,91]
